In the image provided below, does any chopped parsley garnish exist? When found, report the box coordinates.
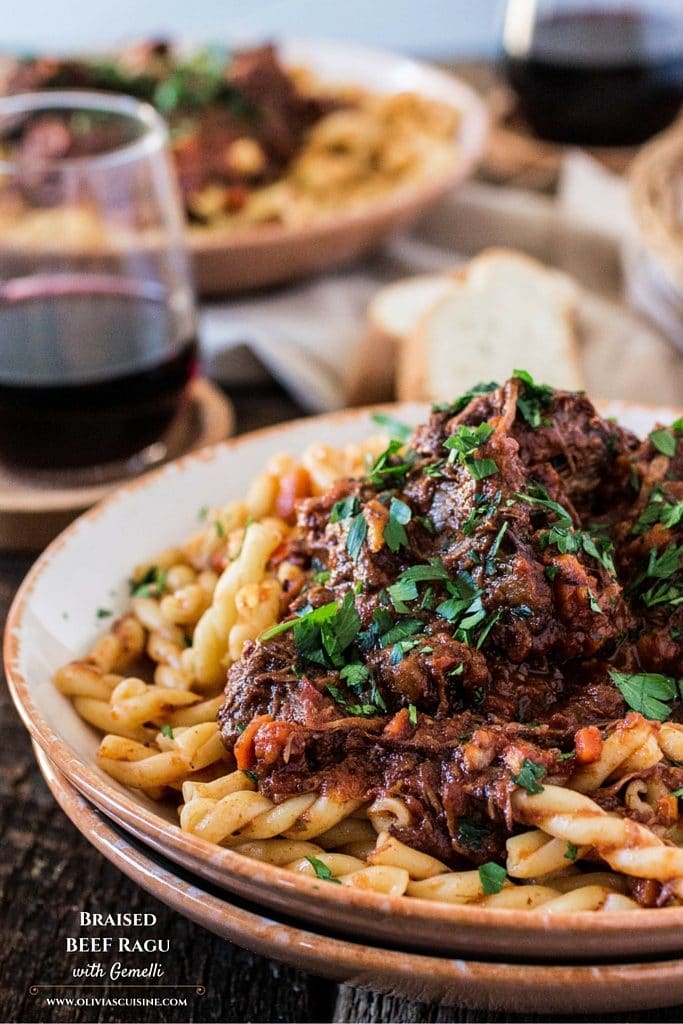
[130,566,167,598]
[339,662,372,690]
[649,428,677,458]
[444,423,498,480]
[244,770,259,784]
[630,542,683,609]
[462,490,502,537]
[545,565,559,581]
[367,439,411,486]
[313,569,331,585]
[564,841,579,862]
[384,498,412,552]
[329,495,367,562]
[160,724,174,740]
[261,592,361,673]
[408,703,418,726]
[96,607,112,619]
[587,589,603,615]
[346,511,367,562]
[557,750,576,761]
[386,559,449,611]
[330,496,360,523]
[197,505,209,521]
[214,519,226,538]
[450,381,499,414]
[378,619,424,649]
[514,369,553,428]
[672,788,683,798]
[417,515,436,534]
[486,521,509,574]
[513,759,546,794]
[478,861,507,895]
[371,412,413,443]
[518,486,616,576]
[609,670,681,722]
[326,685,382,718]
[305,856,341,883]
[632,487,683,536]
[457,815,489,850]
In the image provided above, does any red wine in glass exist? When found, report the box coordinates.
[0,274,198,470]
[503,6,683,146]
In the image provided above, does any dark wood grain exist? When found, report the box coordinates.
[2,386,683,1023]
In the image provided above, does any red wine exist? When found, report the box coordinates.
[0,275,197,469]
[504,8,683,146]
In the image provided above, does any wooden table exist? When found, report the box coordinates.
[2,385,682,1024]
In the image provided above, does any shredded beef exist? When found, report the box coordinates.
[217,378,683,872]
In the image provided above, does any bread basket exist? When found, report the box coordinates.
[625,128,683,348]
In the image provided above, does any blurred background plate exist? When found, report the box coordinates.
[188,38,488,293]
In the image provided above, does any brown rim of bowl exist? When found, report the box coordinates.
[32,743,683,1016]
[629,128,683,294]
[6,401,683,943]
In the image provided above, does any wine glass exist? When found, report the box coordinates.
[0,90,197,475]
[502,0,683,146]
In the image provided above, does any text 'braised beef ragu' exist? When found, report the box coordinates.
[219,375,683,876]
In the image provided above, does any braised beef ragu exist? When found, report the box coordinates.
[0,43,342,216]
[219,377,683,877]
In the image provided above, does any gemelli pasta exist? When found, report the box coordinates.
[55,376,683,912]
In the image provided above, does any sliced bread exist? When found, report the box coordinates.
[397,248,584,402]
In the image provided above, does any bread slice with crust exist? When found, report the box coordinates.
[397,248,584,402]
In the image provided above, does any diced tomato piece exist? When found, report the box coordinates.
[275,468,312,522]
[234,714,273,771]
[574,725,603,765]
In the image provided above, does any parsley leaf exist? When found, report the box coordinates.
[449,381,499,414]
[478,861,507,895]
[564,841,579,862]
[632,487,683,536]
[609,670,680,721]
[346,512,367,562]
[326,685,381,717]
[384,498,412,553]
[379,619,423,648]
[650,428,677,458]
[160,724,174,740]
[630,543,683,609]
[366,440,410,486]
[514,369,553,428]
[330,496,360,523]
[371,412,413,442]
[96,607,112,619]
[339,662,372,689]
[386,559,450,610]
[457,815,489,851]
[408,703,418,726]
[513,759,546,794]
[305,856,341,883]
[130,566,167,598]
[444,422,498,480]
